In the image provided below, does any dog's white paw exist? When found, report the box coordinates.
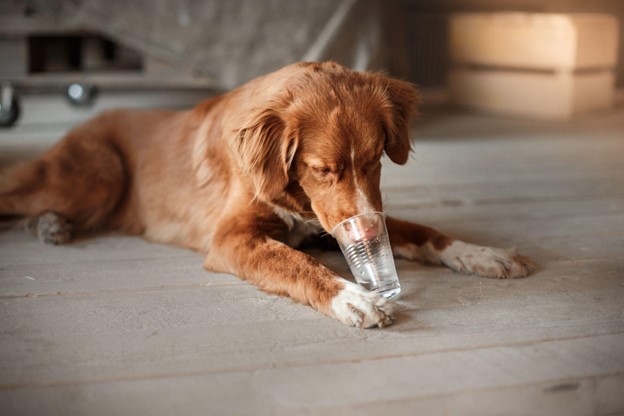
[441,241,531,279]
[331,279,395,328]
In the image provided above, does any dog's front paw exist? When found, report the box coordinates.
[331,279,395,328]
[441,241,531,279]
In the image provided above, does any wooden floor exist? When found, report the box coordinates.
[1,95,623,415]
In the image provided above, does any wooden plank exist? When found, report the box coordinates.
[303,373,624,416]
[0,255,621,386]
[2,218,622,295]
[0,38,27,79]
[0,253,238,297]
[0,16,85,36]
[0,334,622,416]
[0,232,198,267]
[381,141,624,188]
[8,72,217,91]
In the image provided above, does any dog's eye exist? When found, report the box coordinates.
[313,166,332,177]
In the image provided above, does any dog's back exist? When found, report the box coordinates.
[0,107,219,245]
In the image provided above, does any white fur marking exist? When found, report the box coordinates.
[440,241,529,278]
[351,146,374,214]
[331,278,394,328]
[271,205,323,248]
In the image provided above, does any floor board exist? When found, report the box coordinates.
[1,95,623,415]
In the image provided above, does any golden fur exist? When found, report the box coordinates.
[0,62,530,327]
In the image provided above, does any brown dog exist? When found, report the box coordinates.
[0,62,530,328]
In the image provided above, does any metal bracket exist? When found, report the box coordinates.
[0,82,14,114]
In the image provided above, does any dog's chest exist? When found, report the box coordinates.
[273,207,323,248]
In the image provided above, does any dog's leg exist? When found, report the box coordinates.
[25,212,74,245]
[386,216,531,278]
[204,220,394,328]
[0,131,125,238]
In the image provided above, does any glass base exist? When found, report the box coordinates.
[374,285,401,299]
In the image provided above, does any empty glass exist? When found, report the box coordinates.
[332,212,401,298]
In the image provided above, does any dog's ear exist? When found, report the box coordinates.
[382,77,421,165]
[234,109,298,200]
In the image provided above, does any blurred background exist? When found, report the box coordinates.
[0,0,622,138]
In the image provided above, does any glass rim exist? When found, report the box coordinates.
[330,211,386,237]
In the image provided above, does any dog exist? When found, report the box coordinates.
[0,62,530,328]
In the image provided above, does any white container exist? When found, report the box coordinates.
[449,13,619,71]
[449,68,615,119]
[448,12,619,119]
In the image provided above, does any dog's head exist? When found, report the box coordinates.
[230,62,420,232]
